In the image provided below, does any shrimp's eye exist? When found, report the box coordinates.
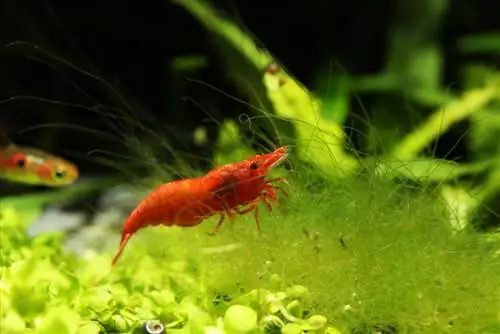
[16,159,26,168]
[250,162,259,170]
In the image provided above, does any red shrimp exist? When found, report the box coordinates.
[111,146,290,266]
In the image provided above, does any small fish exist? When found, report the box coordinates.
[0,144,79,187]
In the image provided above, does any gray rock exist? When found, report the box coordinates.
[27,207,86,237]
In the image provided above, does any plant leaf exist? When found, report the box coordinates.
[172,0,360,178]
[375,158,494,182]
[458,32,500,54]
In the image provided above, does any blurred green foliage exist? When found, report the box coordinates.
[172,0,500,231]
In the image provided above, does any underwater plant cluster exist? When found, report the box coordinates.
[0,207,340,334]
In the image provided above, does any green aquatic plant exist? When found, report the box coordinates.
[2,160,500,333]
[170,0,500,234]
[0,203,340,334]
[195,170,500,333]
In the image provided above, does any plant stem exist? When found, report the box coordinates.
[392,80,500,160]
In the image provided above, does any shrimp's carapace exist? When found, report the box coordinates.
[0,144,79,186]
[111,146,290,266]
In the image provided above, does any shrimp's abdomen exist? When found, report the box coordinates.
[123,178,216,232]
[112,177,216,266]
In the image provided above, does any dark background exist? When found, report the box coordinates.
[1,0,500,179]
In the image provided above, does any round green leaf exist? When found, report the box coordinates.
[223,305,258,333]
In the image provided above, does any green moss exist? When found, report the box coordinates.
[190,170,500,333]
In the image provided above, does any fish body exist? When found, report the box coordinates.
[0,144,79,187]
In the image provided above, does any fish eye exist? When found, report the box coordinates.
[54,169,66,178]
[15,159,26,168]
[250,162,259,170]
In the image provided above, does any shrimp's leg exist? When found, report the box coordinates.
[228,209,237,221]
[266,177,290,186]
[267,185,289,197]
[236,187,284,233]
[236,202,262,233]
[261,189,286,216]
[266,177,290,198]
[236,203,256,216]
[253,205,261,233]
[209,212,226,236]
[208,209,237,236]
